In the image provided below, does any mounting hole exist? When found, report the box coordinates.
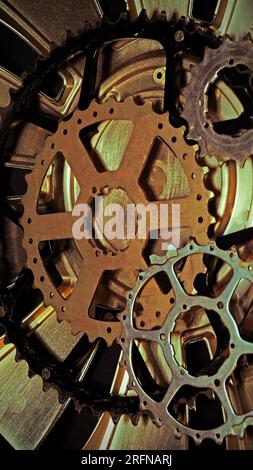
[107,327,112,334]
[156,311,161,318]
[170,297,175,304]
[51,143,55,149]
[180,369,185,375]
[196,194,202,201]
[198,216,204,224]
[210,245,215,251]
[122,315,126,321]
[160,333,166,341]
[50,292,54,298]
[229,59,234,65]
[40,276,44,282]
[33,258,37,264]
[183,153,188,160]
[128,293,133,299]
[191,172,196,179]
[171,136,177,143]
[63,129,67,135]
[29,238,33,244]
[120,337,125,343]
[204,122,209,128]
[140,320,145,327]
[196,433,200,439]
[143,401,147,406]
[93,111,98,117]
[109,108,114,114]
[41,159,45,166]
[216,433,220,439]
[61,306,65,312]
[183,304,187,310]
[77,118,82,125]
[217,301,224,309]
[92,187,97,193]
[230,343,235,349]
[214,379,220,386]
[139,275,143,280]
[158,123,163,129]
[27,218,32,224]
[189,245,194,250]
[156,71,163,80]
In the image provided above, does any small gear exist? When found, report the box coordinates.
[21,96,210,345]
[182,36,253,162]
[118,240,253,444]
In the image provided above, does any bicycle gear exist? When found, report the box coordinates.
[182,36,253,162]
[118,240,253,443]
[21,96,210,344]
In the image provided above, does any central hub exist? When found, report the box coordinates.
[91,187,137,254]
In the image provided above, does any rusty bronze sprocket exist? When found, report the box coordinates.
[21,96,210,344]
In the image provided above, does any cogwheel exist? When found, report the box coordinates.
[182,36,253,163]
[118,240,253,444]
[20,96,211,344]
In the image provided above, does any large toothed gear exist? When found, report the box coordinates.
[118,240,253,444]
[182,36,253,163]
[21,96,211,345]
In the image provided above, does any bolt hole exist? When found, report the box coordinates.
[198,216,203,224]
[170,297,175,304]
[40,276,44,282]
[231,343,235,349]
[196,433,200,439]
[229,59,234,65]
[214,379,220,386]
[210,245,214,251]
[196,194,202,201]
[77,118,82,124]
[183,304,187,310]
[156,311,161,318]
[156,71,163,80]
[29,238,33,244]
[107,327,112,334]
[140,321,145,327]
[92,187,97,193]
[120,337,125,343]
[50,292,54,298]
[33,258,37,264]
[217,301,224,309]
[171,136,177,143]
[160,333,166,341]
[51,143,55,149]
[41,159,45,166]
[27,218,32,224]
[93,111,98,117]
[61,306,65,312]
[204,122,209,128]
[109,108,114,114]
[216,433,220,439]
[122,315,126,321]
[158,123,163,129]
[63,129,67,135]
[143,401,147,406]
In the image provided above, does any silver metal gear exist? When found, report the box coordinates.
[118,240,253,444]
[182,36,253,163]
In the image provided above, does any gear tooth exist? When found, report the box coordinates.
[130,413,140,425]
